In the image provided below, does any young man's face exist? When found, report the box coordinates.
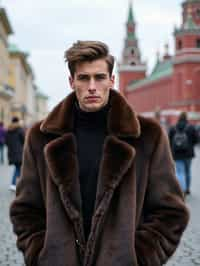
[69,59,115,112]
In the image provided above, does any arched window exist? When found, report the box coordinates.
[196,39,200,48]
[196,9,200,17]
[177,40,182,50]
[131,49,135,55]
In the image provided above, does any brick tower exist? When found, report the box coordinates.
[173,0,200,112]
[118,1,146,96]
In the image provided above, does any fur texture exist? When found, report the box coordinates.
[10,90,189,266]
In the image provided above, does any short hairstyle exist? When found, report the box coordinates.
[64,40,115,77]
[179,111,187,121]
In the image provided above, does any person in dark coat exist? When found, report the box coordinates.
[0,121,6,164]
[10,41,189,266]
[5,117,25,191]
[169,112,198,195]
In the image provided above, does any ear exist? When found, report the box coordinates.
[110,75,115,89]
[69,76,74,89]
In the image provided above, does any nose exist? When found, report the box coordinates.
[88,78,96,93]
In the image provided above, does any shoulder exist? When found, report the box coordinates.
[26,121,45,146]
[136,116,168,152]
[138,115,163,139]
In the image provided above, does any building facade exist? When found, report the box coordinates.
[8,44,37,125]
[119,0,200,124]
[0,7,14,125]
[0,6,48,127]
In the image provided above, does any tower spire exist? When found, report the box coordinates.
[126,1,136,42]
[118,0,146,95]
[127,1,135,24]
[120,0,146,65]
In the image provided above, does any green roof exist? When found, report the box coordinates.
[9,43,21,53]
[8,43,20,53]
[36,91,49,100]
[183,14,198,30]
[8,43,33,75]
[128,3,135,24]
[8,43,29,57]
[129,59,173,89]
[127,31,136,40]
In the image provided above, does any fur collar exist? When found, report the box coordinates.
[42,89,139,233]
[40,89,141,138]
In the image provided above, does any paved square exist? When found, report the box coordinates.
[0,147,200,265]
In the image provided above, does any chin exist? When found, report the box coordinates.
[85,103,103,112]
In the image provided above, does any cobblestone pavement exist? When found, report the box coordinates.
[166,146,200,266]
[0,148,200,266]
[0,163,24,266]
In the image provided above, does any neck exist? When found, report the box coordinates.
[74,101,109,130]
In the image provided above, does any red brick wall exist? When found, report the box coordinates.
[119,71,146,95]
[176,35,200,50]
[173,63,200,103]
[125,76,173,112]
[124,63,200,116]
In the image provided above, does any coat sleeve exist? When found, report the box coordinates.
[10,128,46,266]
[135,127,189,266]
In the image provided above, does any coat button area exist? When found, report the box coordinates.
[75,239,85,251]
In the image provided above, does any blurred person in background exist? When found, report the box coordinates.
[5,117,25,191]
[169,112,198,195]
[0,121,6,164]
[10,41,189,266]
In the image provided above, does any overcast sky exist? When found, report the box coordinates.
[1,0,183,109]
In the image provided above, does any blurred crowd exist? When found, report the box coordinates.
[156,111,199,197]
[0,117,25,191]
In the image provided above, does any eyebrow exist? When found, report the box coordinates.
[76,73,108,78]
[77,72,107,76]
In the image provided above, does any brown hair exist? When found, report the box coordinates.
[64,40,115,77]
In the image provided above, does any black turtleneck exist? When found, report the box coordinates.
[74,102,109,241]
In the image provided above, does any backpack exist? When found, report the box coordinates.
[172,126,189,153]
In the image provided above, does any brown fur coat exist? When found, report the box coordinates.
[10,90,189,266]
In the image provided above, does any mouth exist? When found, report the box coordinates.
[85,96,100,102]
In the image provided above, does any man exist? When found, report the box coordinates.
[5,117,25,191]
[10,41,189,266]
[169,112,198,195]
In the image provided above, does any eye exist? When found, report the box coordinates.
[95,74,107,80]
[77,75,89,81]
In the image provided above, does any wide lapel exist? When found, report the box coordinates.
[84,135,136,266]
[95,135,136,209]
[44,133,81,221]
